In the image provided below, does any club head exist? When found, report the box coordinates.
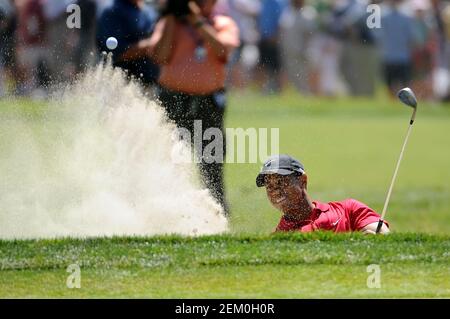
[397,88,417,108]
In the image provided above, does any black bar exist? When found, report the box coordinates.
[0,299,444,317]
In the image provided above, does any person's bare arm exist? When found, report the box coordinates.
[186,2,231,62]
[150,15,176,65]
[362,222,390,234]
[116,38,153,62]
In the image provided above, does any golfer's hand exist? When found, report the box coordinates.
[362,222,390,235]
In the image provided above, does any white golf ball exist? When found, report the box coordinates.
[106,37,118,50]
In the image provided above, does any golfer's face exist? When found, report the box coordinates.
[265,174,301,211]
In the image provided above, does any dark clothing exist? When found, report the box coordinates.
[78,0,97,31]
[383,62,412,90]
[157,85,228,214]
[75,0,97,72]
[378,8,416,64]
[355,15,376,45]
[96,0,159,85]
[258,39,281,72]
[0,10,16,66]
[18,0,46,46]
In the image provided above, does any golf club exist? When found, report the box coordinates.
[376,88,418,234]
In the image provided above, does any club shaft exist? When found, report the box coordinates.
[380,122,414,221]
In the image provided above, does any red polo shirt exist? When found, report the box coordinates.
[275,199,389,233]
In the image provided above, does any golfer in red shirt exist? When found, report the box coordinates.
[256,155,390,234]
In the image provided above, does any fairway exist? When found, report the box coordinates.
[225,92,450,234]
[1,91,449,298]
[0,233,449,298]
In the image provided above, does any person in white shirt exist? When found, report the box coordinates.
[279,0,317,94]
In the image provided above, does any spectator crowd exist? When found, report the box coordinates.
[2,0,450,101]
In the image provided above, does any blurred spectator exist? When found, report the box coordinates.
[410,0,436,100]
[279,0,317,94]
[309,0,346,96]
[4,0,450,102]
[15,0,50,97]
[378,0,418,97]
[213,0,230,14]
[434,0,450,100]
[337,0,379,96]
[257,0,285,94]
[224,0,261,89]
[150,0,239,213]
[0,0,17,97]
[97,0,159,88]
[74,0,97,73]
[431,0,447,68]
[43,0,78,85]
[96,0,113,15]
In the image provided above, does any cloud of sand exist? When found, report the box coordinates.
[0,62,228,239]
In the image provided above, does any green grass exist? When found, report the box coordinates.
[225,91,450,234]
[1,91,450,297]
[0,233,449,298]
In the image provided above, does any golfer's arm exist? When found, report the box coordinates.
[362,222,390,234]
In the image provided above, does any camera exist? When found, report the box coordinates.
[161,0,190,17]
